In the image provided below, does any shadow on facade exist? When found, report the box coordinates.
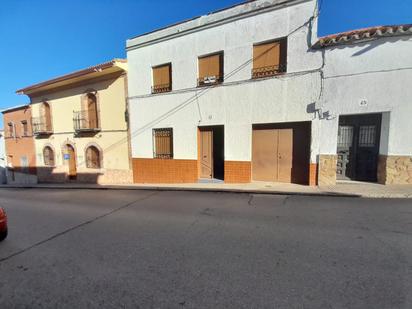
[6,166,104,184]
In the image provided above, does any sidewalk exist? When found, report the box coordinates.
[1,181,411,198]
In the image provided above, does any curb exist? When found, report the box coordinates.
[0,184,364,198]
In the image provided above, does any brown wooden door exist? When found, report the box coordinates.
[200,130,213,178]
[67,145,77,177]
[87,95,98,129]
[252,128,293,183]
[277,129,293,183]
[43,103,52,131]
[252,129,278,181]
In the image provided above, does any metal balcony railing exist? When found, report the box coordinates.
[73,110,100,133]
[251,64,287,79]
[151,83,172,94]
[197,75,223,87]
[31,116,53,135]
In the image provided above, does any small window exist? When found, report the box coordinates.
[198,52,223,86]
[7,122,15,138]
[153,128,173,159]
[21,121,28,137]
[252,38,287,79]
[152,64,172,94]
[358,126,377,147]
[86,146,101,169]
[43,146,55,166]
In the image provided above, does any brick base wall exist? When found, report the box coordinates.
[318,155,337,186]
[378,155,412,185]
[132,158,198,183]
[224,161,251,183]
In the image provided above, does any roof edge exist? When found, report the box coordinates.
[315,24,412,48]
[16,58,127,95]
[1,104,30,114]
[126,0,312,50]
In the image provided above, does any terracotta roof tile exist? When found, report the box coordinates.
[316,24,412,48]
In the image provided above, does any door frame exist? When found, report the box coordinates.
[197,125,225,180]
[337,113,382,182]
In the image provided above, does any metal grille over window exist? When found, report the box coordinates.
[337,126,354,148]
[86,146,101,169]
[43,146,55,166]
[152,64,172,94]
[198,53,223,86]
[153,128,173,159]
[252,39,287,79]
[358,126,376,147]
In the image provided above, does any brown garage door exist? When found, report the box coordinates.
[252,128,293,183]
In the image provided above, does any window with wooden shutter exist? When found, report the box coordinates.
[86,146,101,169]
[21,121,28,137]
[153,128,173,159]
[198,52,223,86]
[41,102,53,132]
[252,38,287,79]
[43,146,55,166]
[152,64,172,93]
[7,123,14,138]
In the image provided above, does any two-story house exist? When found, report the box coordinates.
[126,0,322,185]
[1,104,37,184]
[16,59,132,184]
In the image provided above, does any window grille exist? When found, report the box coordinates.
[153,128,173,159]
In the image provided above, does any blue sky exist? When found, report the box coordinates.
[0,0,411,125]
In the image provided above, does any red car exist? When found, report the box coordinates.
[0,207,7,241]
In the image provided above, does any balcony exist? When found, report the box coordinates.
[32,117,53,136]
[251,64,287,79]
[197,75,223,87]
[73,110,100,133]
[151,83,172,94]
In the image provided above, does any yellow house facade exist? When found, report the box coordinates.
[17,59,132,184]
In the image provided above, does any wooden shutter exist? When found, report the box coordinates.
[86,146,100,168]
[199,53,221,79]
[87,94,98,129]
[42,103,52,131]
[86,147,92,168]
[153,64,171,87]
[154,129,173,159]
[43,147,54,166]
[253,41,281,70]
[49,148,55,166]
[8,123,13,138]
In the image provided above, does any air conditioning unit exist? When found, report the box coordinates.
[203,75,217,84]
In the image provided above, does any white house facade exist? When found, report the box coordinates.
[317,25,412,185]
[126,0,412,186]
[126,0,323,185]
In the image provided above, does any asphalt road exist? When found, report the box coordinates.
[0,188,411,309]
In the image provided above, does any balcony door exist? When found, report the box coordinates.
[87,93,98,129]
[41,102,52,131]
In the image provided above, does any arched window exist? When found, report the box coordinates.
[86,93,98,129]
[43,146,55,166]
[86,146,101,169]
[41,102,52,131]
